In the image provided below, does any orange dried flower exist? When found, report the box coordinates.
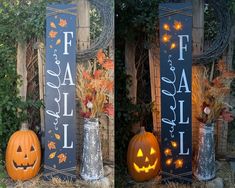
[94,70,102,79]
[102,59,114,70]
[223,71,235,78]
[80,111,92,118]
[97,49,105,65]
[106,81,114,93]
[217,60,227,73]
[82,71,92,80]
[77,49,114,119]
[103,103,114,116]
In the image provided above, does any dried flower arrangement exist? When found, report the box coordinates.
[76,49,114,119]
[197,60,235,125]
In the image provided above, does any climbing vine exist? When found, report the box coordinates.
[0,0,48,153]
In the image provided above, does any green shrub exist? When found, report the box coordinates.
[0,152,6,188]
[0,43,42,154]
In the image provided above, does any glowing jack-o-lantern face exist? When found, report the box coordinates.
[6,123,41,181]
[127,127,161,182]
[133,148,158,173]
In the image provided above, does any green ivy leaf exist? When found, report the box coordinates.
[0,183,6,188]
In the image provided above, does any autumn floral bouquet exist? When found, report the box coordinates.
[76,49,114,119]
[197,61,235,125]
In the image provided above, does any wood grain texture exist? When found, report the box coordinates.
[17,42,27,101]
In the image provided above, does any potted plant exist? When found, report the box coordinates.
[194,60,235,181]
[76,49,114,181]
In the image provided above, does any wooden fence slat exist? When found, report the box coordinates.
[17,42,27,101]
[37,41,45,134]
[149,44,161,137]
[76,0,91,162]
[191,0,204,152]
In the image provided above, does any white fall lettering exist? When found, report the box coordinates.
[177,69,191,93]
[179,100,189,124]
[63,93,73,116]
[179,131,189,155]
[63,124,73,148]
[161,55,177,138]
[178,35,189,61]
[61,63,75,85]
[46,49,61,130]
[63,31,73,55]
[161,32,191,158]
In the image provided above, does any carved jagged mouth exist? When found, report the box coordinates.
[13,160,36,170]
[133,159,158,173]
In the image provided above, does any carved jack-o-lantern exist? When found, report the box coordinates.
[127,127,161,182]
[6,123,41,180]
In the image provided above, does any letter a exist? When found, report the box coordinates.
[61,63,75,85]
[177,69,190,93]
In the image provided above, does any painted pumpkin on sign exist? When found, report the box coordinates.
[127,127,161,182]
[6,123,41,181]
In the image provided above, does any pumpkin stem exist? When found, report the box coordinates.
[21,122,29,131]
[140,126,145,134]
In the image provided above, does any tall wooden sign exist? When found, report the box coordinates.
[159,3,192,182]
[44,4,77,181]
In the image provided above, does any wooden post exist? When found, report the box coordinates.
[217,117,228,156]
[76,0,91,162]
[36,41,45,139]
[223,25,235,70]
[17,42,27,101]
[77,0,90,51]
[108,39,114,162]
[192,0,204,153]
[125,41,140,133]
[192,0,204,55]
[149,44,161,136]
[227,25,235,157]
[125,41,137,104]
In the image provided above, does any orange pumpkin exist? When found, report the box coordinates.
[127,127,161,182]
[6,123,41,180]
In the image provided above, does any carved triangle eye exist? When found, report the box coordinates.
[30,146,35,152]
[137,149,143,157]
[150,147,156,155]
[17,146,22,152]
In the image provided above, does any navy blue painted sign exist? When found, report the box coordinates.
[159,3,192,182]
[44,4,77,181]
